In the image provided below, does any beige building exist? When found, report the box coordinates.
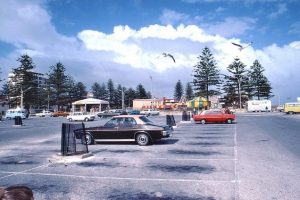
[132,99,162,110]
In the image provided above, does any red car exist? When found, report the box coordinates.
[193,109,236,124]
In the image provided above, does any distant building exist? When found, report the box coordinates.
[133,99,162,110]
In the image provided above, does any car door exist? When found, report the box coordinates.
[95,118,121,139]
[115,117,137,139]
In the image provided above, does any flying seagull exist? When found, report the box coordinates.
[162,53,176,63]
[231,42,253,51]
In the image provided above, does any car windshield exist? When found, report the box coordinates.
[139,116,154,124]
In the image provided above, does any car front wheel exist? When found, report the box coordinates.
[200,119,206,124]
[68,118,72,122]
[136,133,150,146]
[227,119,233,124]
[84,118,89,122]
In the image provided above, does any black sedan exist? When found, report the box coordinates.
[77,115,173,146]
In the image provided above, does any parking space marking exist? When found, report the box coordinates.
[0,171,237,183]
[234,124,240,200]
[81,156,236,162]
[0,163,50,180]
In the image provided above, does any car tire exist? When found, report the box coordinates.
[68,118,72,122]
[227,119,233,124]
[200,119,206,124]
[136,133,150,146]
[84,118,89,122]
[82,133,94,145]
[288,111,294,115]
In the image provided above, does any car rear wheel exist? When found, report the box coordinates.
[84,117,89,122]
[226,119,233,124]
[200,119,206,124]
[82,133,93,145]
[136,133,150,146]
[68,118,72,122]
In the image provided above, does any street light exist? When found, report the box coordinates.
[20,87,32,109]
[237,78,242,109]
[42,88,50,110]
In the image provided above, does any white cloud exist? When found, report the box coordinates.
[203,17,257,37]
[289,22,300,35]
[268,3,287,19]
[159,9,190,25]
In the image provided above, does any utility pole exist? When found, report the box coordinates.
[121,88,124,110]
[20,87,32,109]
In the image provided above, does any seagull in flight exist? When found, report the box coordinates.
[231,42,253,51]
[162,53,176,63]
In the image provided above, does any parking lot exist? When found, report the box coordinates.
[0,113,300,199]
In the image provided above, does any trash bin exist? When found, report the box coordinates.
[61,123,89,156]
[166,115,176,127]
[182,111,191,121]
[15,116,22,126]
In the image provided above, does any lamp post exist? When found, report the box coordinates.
[150,75,153,109]
[237,78,242,109]
[20,87,32,109]
[121,88,124,110]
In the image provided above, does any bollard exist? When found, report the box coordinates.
[166,115,176,127]
[182,111,191,122]
[14,116,22,126]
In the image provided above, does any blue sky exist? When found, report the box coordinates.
[1,0,300,104]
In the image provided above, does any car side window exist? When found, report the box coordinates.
[123,117,137,126]
[104,118,118,127]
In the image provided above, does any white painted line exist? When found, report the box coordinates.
[0,171,237,183]
[0,163,49,180]
[234,124,239,200]
[84,156,236,162]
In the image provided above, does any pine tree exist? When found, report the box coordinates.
[107,79,115,107]
[125,88,136,107]
[47,62,70,110]
[91,82,101,99]
[223,57,247,108]
[9,54,39,109]
[249,60,272,100]
[136,84,147,99]
[185,83,194,100]
[192,47,221,100]
[174,80,183,101]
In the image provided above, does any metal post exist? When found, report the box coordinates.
[238,79,242,109]
[20,89,24,109]
[150,76,153,109]
[121,88,125,110]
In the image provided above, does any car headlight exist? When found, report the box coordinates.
[162,131,168,136]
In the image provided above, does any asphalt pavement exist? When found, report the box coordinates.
[0,113,299,200]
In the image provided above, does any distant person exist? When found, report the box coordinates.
[265,106,268,112]
[0,185,34,200]
[225,107,231,114]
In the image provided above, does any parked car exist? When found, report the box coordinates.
[128,110,140,115]
[140,109,160,116]
[97,110,120,118]
[193,109,236,124]
[276,105,284,112]
[52,111,69,117]
[67,112,95,122]
[74,115,173,146]
[36,110,53,117]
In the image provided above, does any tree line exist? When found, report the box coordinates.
[173,47,272,108]
[1,48,272,110]
[0,55,151,110]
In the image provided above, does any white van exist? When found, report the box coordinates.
[247,100,271,112]
[5,108,28,119]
